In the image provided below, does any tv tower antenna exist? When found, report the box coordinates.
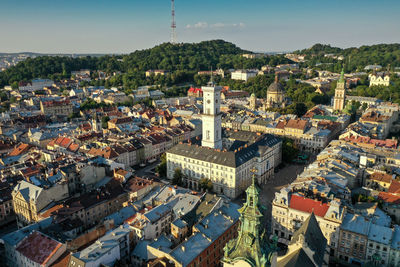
[171,0,176,44]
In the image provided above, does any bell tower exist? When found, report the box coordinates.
[333,68,346,111]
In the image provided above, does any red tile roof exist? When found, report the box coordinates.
[59,137,72,148]
[388,180,400,194]
[188,87,202,93]
[378,192,400,204]
[87,147,119,159]
[16,231,64,265]
[289,194,330,217]
[343,135,398,149]
[9,143,30,156]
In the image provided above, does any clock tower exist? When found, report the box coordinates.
[202,82,223,149]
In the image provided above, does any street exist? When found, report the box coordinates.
[259,164,306,231]
[133,160,160,178]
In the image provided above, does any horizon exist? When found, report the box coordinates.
[1,40,400,56]
[1,0,399,54]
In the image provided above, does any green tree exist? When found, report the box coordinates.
[101,116,110,129]
[155,154,167,178]
[0,91,8,102]
[11,81,19,89]
[282,138,299,163]
[294,103,307,117]
[172,168,183,186]
[199,178,213,192]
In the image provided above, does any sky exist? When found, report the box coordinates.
[0,0,399,54]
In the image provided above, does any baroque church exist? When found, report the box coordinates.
[222,173,329,267]
[265,75,287,109]
[248,75,288,111]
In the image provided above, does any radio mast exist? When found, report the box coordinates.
[171,0,176,44]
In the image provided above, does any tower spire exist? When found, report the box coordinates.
[339,67,345,83]
[210,66,214,85]
[222,169,276,266]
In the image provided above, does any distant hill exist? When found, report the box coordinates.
[294,43,400,72]
[0,52,108,57]
[294,43,342,55]
[0,40,253,87]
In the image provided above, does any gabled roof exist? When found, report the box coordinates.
[9,143,30,156]
[13,180,43,202]
[278,247,315,267]
[388,180,400,194]
[285,119,308,131]
[378,192,400,204]
[287,213,327,267]
[289,194,329,217]
[369,172,393,184]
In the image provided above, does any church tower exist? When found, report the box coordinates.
[249,93,257,110]
[202,82,222,149]
[223,173,276,267]
[333,68,346,111]
[92,112,101,132]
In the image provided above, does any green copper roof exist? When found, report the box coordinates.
[312,115,338,122]
[339,68,345,83]
[223,173,276,267]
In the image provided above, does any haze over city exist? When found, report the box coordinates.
[1,0,400,53]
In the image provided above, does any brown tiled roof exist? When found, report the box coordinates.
[378,192,400,204]
[388,180,400,194]
[360,111,389,123]
[369,172,392,184]
[87,147,119,159]
[67,143,80,152]
[108,116,133,124]
[285,119,308,130]
[42,99,71,107]
[275,120,287,129]
[125,177,154,193]
[50,252,71,267]
[16,231,63,265]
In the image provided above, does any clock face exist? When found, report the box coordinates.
[207,100,211,104]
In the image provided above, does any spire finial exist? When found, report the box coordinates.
[250,168,257,186]
[274,74,278,83]
[210,66,214,86]
[339,67,345,83]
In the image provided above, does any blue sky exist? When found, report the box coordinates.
[0,0,399,53]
